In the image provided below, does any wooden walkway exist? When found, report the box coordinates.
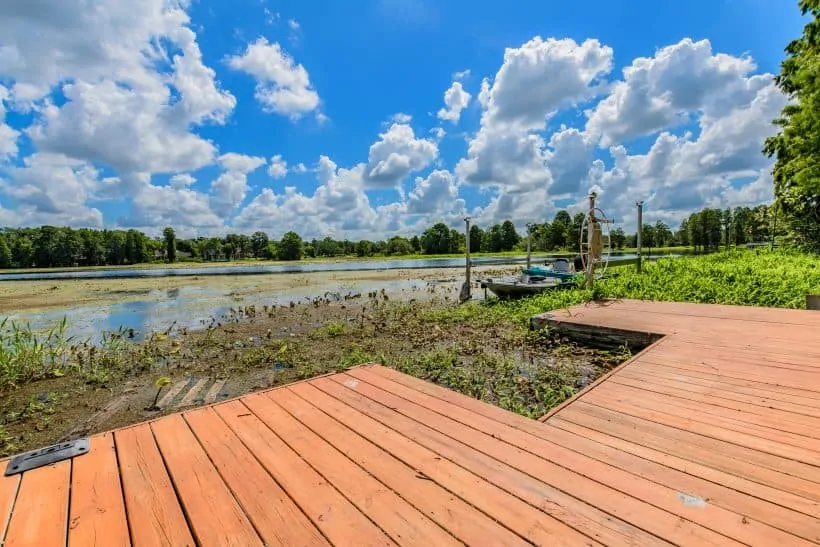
[1,300,819,546]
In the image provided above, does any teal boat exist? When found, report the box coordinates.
[521,257,583,282]
[520,265,581,282]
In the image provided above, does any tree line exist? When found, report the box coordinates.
[0,203,783,269]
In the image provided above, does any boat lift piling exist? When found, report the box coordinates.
[459,216,472,303]
[526,223,533,270]
[585,192,597,289]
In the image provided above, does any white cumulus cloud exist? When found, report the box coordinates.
[437,82,471,123]
[227,37,322,121]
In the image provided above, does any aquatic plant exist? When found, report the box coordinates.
[393,349,576,418]
[597,249,820,308]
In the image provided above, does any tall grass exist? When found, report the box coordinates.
[0,317,72,390]
[598,249,820,308]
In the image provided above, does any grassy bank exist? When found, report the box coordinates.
[446,249,820,328]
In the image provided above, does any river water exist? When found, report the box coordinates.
[0,253,644,281]
[1,252,658,342]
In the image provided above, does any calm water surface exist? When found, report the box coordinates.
[0,254,646,281]
[2,252,671,342]
[5,278,455,342]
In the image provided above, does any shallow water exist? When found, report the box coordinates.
[1,252,674,342]
[5,277,451,342]
[0,253,644,281]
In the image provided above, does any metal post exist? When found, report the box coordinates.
[585,192,596,289]
[526,224,532,269]
[464,216,471,299]
[771,205,777,251]
[636,201,644,273]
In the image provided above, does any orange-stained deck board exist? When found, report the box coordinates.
[0,300,819,546]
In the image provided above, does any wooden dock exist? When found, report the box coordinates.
[1,300,819,545]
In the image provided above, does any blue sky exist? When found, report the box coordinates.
[0,0,808,238]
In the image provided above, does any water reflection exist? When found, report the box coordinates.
[5,278,443,342]
[0,253,645,281]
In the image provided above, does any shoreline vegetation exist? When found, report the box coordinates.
[1,249,818,456]
[0,202,777,271]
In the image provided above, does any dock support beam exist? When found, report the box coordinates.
[585,192,597,289]
[462,216,472,302]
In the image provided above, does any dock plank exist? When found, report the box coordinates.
[115,425,195,547]
[3,461,70,547]
[243,391,467,546]
[68,433,130,547]
[324,373,735,546]
[214,399,396,546]
[344,368,798,546]
[588,381,820,452]
[183,407,328,547]
[150,414,262,546]
[0,474,19,545]
[293,380,660,545]
[284,382,595,546]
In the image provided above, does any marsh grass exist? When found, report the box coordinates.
[0,317,72,390]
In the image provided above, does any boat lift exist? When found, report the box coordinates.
[579,191,613,288]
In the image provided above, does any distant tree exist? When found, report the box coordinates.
[11,234,33,268]
[163,227,176,263]
[386,236,413,256]
[570,213,585,252]
[278,231,304,261]
[610,227,626,249]
[0,236,11,268]
[201,238,223,261]
[548,211,572,249]
[721,209,733,249]
[641,224,657,253]
[356,240,374,257]
[316,236,341,257]
[653,221,672,248]
[449,228,465,253]
[468,225,484,253]
[485,224,504,252]
[500,221,519,251]
[410,235,421,253]
[420,223,454,254]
